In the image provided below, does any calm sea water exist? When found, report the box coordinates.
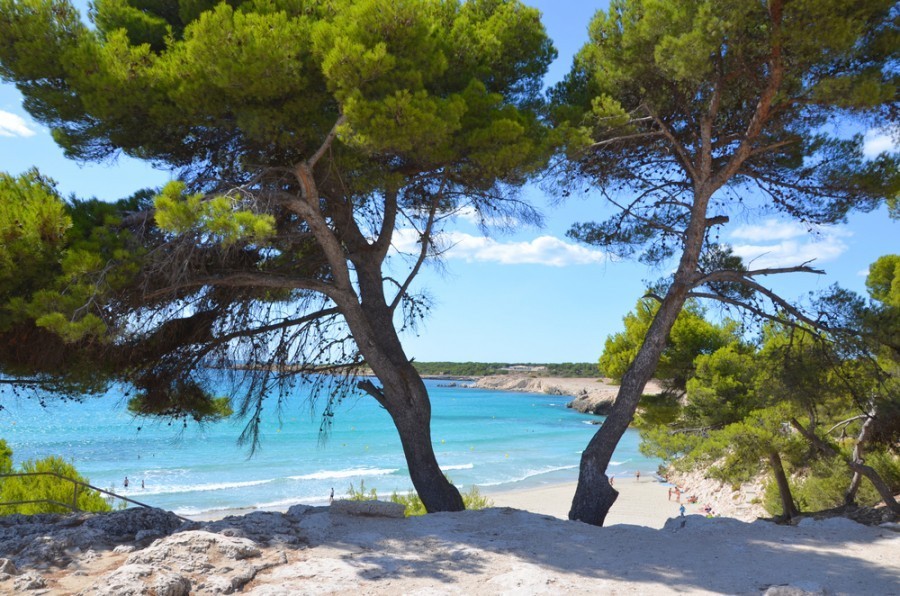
[0,379,659,516]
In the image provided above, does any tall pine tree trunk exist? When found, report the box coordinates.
[768,451,799,520]
[569,186,713,526]
[569,289,689,525]
[360,349,464,512]
[345,260,464,513]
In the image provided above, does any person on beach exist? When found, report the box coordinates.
[675,487,681,502]
[141,479,145,489]
[329,487,334,504]
[668,487,673,501]
[679,504,686,517]
[635,470,640,482]
[610,475,614,486]
[124,476,129,489]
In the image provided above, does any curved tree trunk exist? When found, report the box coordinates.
[844,472,862,507]
[768,450,799,521]
[569,289,689,525]
[569,183,714,526]
[388,376,465,512]
[344,259,464,513]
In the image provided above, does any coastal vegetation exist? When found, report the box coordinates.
[632,261,900,520]
[347,479,492,517]
[0,0,895,529]
[0,440,110,515]
[552,0,898,525]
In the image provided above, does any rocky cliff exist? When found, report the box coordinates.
[472,376,664,415]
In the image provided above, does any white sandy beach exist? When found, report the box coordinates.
[488,478,681,527]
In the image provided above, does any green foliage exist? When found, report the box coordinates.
[0,170,71,331]
[634,392,681,428]
[599,298,736,391]
[0,439,110,514]
[789,452,900,513]
[867,255,900,308]
[556,0,898,306]
[687,406,805,484]
[683,344,762,428]
[127,392,233,422]
[390,484,492,516]
[0,0,557,442]
[346,480,379,501]
[154,181,275,246]
[346,480,492,516]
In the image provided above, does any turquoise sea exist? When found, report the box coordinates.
[1,379,660,516]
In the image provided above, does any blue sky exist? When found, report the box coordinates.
[0,0,896,363]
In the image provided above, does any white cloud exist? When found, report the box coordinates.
[863,126,898,159]
[857,268,870,277]
[0,110,37,138]
[393,229,606,267]
[728,220,850,269]
[730,220,807,243]
[449,204,526,229]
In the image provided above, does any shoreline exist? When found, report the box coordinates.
[184,476,706,527]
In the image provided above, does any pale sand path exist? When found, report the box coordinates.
[488,479,681,528]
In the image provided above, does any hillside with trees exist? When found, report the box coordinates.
[411,362,602,378]
[632,259,900,520]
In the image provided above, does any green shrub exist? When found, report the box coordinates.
[346,480,378,501]
[389,485,493,517]
[0,449,111,515]
[345,479,493,517]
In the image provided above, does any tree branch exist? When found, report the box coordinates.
[709,0,785,192]
[645,104,698,183]
[141,272,332,302]
[826,415,868,436]
[357,378,387,407]
[591,130,665,148]
[389,180,446,313]
[685,290,826,334]
[308,114,346,170]
[695,263,825,287]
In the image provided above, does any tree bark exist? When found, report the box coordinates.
[343,255,464,512]
[569,186,713,525]
[768,450,799,521]
[358,338,464,512]
[387,376,464,512]
[844,472,862,507]
[568,287,689,525]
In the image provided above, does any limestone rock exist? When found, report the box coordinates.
[201,511,302,546]
[330,499,406,518]
[82,563,190,596]
[83,507,185,541]
[13,572,46,591]
[0,507,186,569]
[472,375,664,415]
[0,558,17,575]
[763,582,825,595]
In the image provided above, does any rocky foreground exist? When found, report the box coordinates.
[1,503,898,595]
[472,375,664,415]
